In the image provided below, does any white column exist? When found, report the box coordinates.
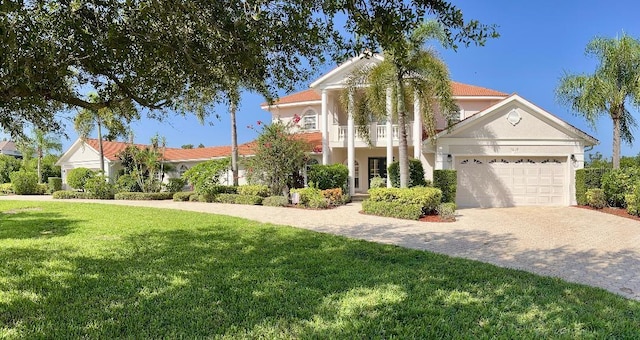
[321,89,329,165]
[386,88,393,188]
[413,96,422,159]
[347,90,355,196]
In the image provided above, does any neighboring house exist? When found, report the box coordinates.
[0,140,22,158]
[262,54,598,207]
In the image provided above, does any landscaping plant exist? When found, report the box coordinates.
[9,170,38,195]
[388,159,428,188]
[66,167,95,191]
[308,164,349,190]
[586,188,607,209]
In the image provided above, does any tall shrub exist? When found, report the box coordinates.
[66,168,95,191]
[48,177,62,193]
[388,159,427,188]
[575,169,587,205]
[308,164,348,190]
[433,169,457,203]
[84,176,115,199]
[183,158,230,195]
[0,154,21,184]
[9,170,38,195]
[602,168,639,207]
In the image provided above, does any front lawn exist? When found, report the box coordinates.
[1,201,639,338]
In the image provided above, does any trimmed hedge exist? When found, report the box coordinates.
[436,202,457,221]
[262,196,289,207]
[308,164,349,190]
[84,176,115,199]
[48,177,62,193]
[9,171,38,195]
[362,200,423,220]
[114,192,175,200]
[67,168,95,191]
[290,187,329,209]
[433,170,457,203]
[35,183,48,195]
[215,193,263,205]
[575,169,587,205]
[602,168,639,208]
[52,190,95,199]
[368,187,442,214]
[576,168,611,205]
[237,185,269,197]
[586,188,606,209]
[388,159,427,188]
[173,191,193,201]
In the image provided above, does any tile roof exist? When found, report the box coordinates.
[262,82,507,107]
[84,132,323,162]
[0,140,18,151]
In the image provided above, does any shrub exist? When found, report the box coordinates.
[601,168,639,207]
[321,188,347,206]
[362,200,423,220]
[114,192,175,200]
[586,188,607,209]
[625,183,640,216]
[290,187,328,208]
[35,183,48,195]
[189,194,201,202]
[216,193,240,204]
[433,170,457,203]
[67,168,95,191]
[369,176,386,189]
[262,196,289,207]
[308,164,349,190]
[368,187,442,214]
[237,184,269,197]
[215,193,263,205]
[48,177,62,193]
[52,190,94,199]
[114,174,141,193]
[388,159,427,188]
[0,183,13,194]
[436,202,457,221]
[575,169,587,205]
[183,158,230,194]
[173,191,193,202]
[0,154,21,184]
[9,171,38,195]
[165,178,186,193]
[84,176,115,199]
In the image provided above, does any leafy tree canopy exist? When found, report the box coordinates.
[1,0,497,137]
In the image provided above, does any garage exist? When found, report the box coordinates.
[456,156,567,208]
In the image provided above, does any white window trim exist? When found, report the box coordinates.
[301,107,318,130]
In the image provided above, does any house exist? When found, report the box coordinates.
[262,55,598,207]
[0,140,22,158]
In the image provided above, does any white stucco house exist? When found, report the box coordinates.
[262,54,598,207]
[57,54,597,207]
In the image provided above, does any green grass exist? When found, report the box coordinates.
[1,201,639,338]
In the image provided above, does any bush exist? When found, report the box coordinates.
[114,192,175,200]
[290,187,329,208]
[368,187,442,214]
[84,176,115,199]
[0,183,13,194]
[575,169,587,205]
[35,183,48,195]
[183,158,230,194]
[308,164,349,190]
[114,174,141,193]
[52,190,94,199]
[262,196,289,207]
[388,159,427,188]
[0,154,21,184]
[433,170,457,203]
[602,168,640,208]
[48,177,62,193]
[237,184,269,197]
[215,193,263,205]
[9,171,38,195]
[625,183,640,216]
[165,178,186,193]
[189,194,201,202]
[173,191,193,202]
[586,188,607,209]
[436,202,457,221]
[369,176,386,189]
[215,193,240,204]
[362,200,423,220]
[67,168,95,191]
[321,188,348,206]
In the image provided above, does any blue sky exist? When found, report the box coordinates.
[4,1,639,159]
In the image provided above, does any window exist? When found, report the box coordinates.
[301,109,317,130]
[179,165,189,176]
[342,159,359,189]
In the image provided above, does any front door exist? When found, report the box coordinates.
[368,157,387,188]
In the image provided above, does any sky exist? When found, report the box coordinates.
[3,0,639,159]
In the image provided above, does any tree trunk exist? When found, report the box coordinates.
[230,100,239,186]
[397,73,409,188]
[97,120,105,174]
[37,149,42,184]
[612,113,621,169]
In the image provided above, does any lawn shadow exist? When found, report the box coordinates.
[0,209,81,239]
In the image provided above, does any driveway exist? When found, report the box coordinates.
[2,195,640,300]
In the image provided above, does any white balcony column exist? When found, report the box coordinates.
[347,89,356,196]
[321,89,329,165]
[386,87,393,188]
[413,96,422,159]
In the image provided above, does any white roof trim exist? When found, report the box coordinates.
[260,100,321,110]
[453,95,508,100]
[55,138,114,166]
[434,94,598,145]
[310,54,384,89]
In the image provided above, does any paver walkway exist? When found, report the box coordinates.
[2,195,640,300]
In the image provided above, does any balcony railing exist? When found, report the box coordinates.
[332,122,413,146]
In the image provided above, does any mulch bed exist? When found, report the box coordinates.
[574,205,640,222]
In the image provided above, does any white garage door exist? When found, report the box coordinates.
[456,156,567,208]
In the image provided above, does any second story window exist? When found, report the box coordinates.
[301,109,317,130]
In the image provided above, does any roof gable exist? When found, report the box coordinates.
[310,54,385,90]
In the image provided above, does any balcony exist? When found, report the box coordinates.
[330,122,413,148]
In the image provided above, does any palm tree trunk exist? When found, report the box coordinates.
[612,114,621,169]
[230,100,239,186]
[397,73,409,188]
[37,149,42,184]
[97,120,105,174]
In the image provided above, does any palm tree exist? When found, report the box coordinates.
[16,128,62,183]
[74,93,138,173]
[557,34,640,169]
[228,89,241,186]
[344,21,457,187]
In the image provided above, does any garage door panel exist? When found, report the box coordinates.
[456,156,567,208]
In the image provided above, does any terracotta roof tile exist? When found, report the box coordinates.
[261,89,321,107]
[451,81,508,97]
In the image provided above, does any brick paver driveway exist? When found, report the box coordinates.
[2,196,639,300]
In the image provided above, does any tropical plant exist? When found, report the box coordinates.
[9,170,38,195]
[117,135,170,193]
[66,168,95,191]
[30,128,62,183]
[557,34,640,169]
[182,158,231,195]
[343,21,458,188]
[0,154,21,184]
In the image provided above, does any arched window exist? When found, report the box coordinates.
[301,109,317,130]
